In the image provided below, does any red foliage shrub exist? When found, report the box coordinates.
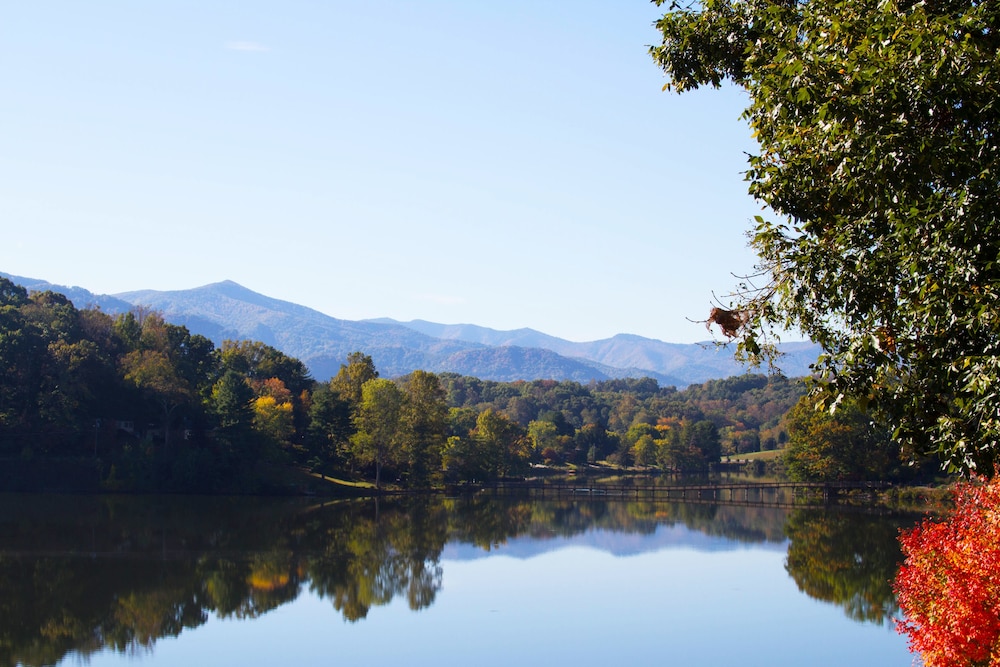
[895,477,1000,666]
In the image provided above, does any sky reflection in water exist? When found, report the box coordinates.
[38,497,917,667]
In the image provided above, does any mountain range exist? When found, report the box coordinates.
[1,272,819,386]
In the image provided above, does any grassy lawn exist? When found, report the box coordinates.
[730,448,784,462]
[292,468,380,495]
[308,473,376,489]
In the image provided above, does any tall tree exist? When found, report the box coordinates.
[210,370,255,446]
[120,313,214,447]
[352,378,403,490]
[683,420,721,464]
[441,435,487,482]
[398,371,447,487]
[0,285,93,449]
[783,395,902,482]
[0,283,38,433]
[330,352,379,410]
[651,0,1000,474]
[122,349,192,447]
[306,383,353,467]
[656,419,721,471]
[473,409,528,480]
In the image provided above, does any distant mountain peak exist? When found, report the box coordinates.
[199,279,252,294]
[1,271,819,385]
[195,280,275,303]
[126,280,251,299]
[116,280,320,320]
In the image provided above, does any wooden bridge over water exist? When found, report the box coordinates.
[450,480,892,507]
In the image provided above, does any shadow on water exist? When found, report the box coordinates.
[0,494,918,666]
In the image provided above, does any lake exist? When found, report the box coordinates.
[0,493,920,666]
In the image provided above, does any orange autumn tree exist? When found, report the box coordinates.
[894,477,1000,666]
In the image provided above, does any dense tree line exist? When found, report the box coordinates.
[0,278,313,492]
[437,372,805,474]
[1,277,814,491]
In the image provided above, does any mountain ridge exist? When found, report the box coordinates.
[369,317,819,386]
[0,272,818,386]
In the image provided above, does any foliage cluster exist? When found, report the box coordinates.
[781,395,930,482]
[895,476,1000,666]
[651,0,1000,476]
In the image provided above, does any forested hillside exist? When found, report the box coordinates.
[0,277,808,493]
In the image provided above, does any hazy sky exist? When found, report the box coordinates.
[1,1,764,344]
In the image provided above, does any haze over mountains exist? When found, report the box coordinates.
[2,272,819,386]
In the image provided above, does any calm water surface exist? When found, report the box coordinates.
[0,494,919,666]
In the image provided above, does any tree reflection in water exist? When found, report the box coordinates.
[0,494,915,666]
[783,508,921,625]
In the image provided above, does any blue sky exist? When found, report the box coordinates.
[1,1,763,344]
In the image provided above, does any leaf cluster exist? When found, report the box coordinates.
[895,476,1000,665]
